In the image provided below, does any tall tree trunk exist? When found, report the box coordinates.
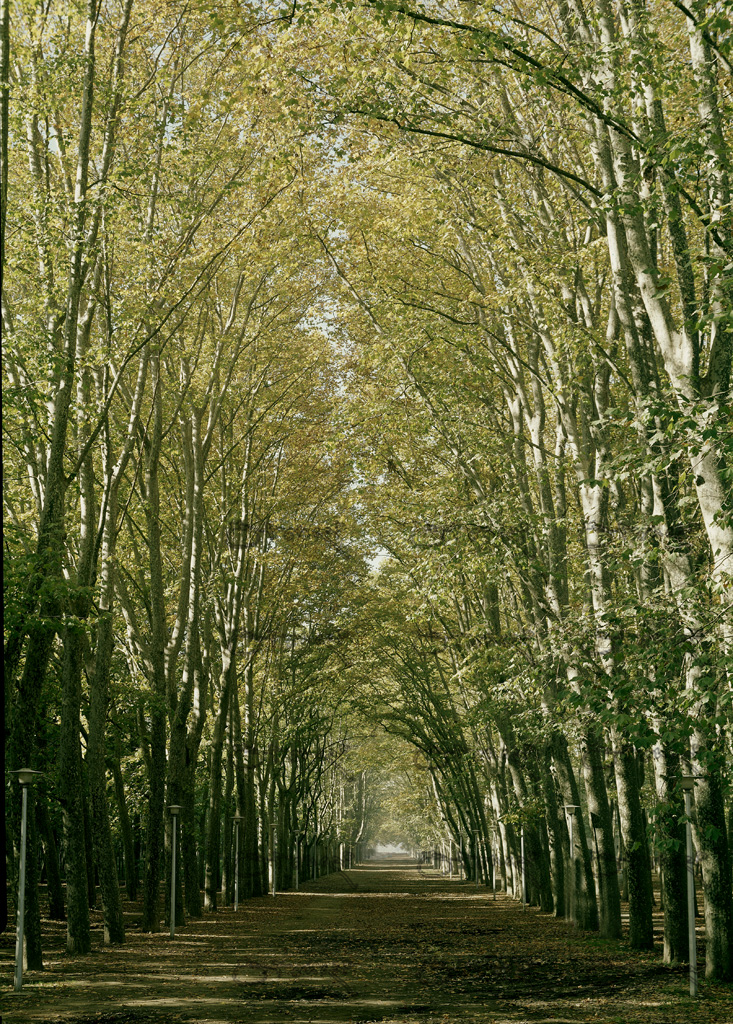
[688,683,733,981]
[652,741,687,963]
[611,731,653,949]
[140,355,168,933]
[58,625,91,953]
[553,727,607,934]
[36,792,65,921]
[88,514,125,942]
[23,801,44,969]
[540,743,565,917]
[111,734,137,903]
[204,655,236,910]
[222,719,235,906]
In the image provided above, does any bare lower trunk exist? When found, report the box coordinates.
[141,708,166,932]
[652,741,687,962]
[540,744,565,917]
[612,732,653,949]
[204,655,236,910]
[23,804,44,969]
[222,723,235,906]
[182,735,202,917]
[36,791,65,921]
[111,744,137,903]
[554,729,604,933]
[690,724,733,980]
[88,595,124,943]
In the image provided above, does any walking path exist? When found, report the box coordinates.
[1,857,730,1024]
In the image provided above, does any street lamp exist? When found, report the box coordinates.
[13,769,43,990]
[472,830,480,890]
[270,822,277,897]
[233,813,243,911]
[680,775,698,998]
[564,805,580,926]
[168,806,182,938]
[294,831,301,891]
[520,825,526,911]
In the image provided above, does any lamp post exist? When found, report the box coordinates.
[233,813,243,911]
[270,822,277,897]
[473,830,480,890]
[564,805,580,926]
[168,806,181,938]
[13,769,43,991]
[459,832,464,881]
[680,776,698,998]
[294,831,301,891]
[521,825,526,911]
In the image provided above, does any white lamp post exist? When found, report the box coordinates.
[233,813,243,911]
[13,769,43,991]
[564,805,580,925]
[294,831,301,891]
[473,830,480,890]
[521,826,526,911]
[270,822,277,896]
[168,805,181,938]
[680,776,698,998]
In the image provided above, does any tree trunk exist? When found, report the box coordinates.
[88,624,125,941]
[58,623,91,954]
[221,718,235,906]
[652,741,687,963]
[23,802,44,969]
[111,737,137,903]
[540,744,565,917]
[612,731,653,949]
[689,720,733,980]
[555,728,607,933]
[204,654,236,910]
[141,709,166,932]
[36,791,65,921]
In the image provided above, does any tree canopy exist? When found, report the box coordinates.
[2,0,732,984]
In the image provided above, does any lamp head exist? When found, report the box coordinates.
[168,804,182,815]
[679,775,696,792]
[13,769,43,786]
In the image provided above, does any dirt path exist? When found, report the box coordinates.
[1,857,731,1024]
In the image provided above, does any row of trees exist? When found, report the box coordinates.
[302,0,733,980]
[3,0,732,990]
[2,0,383,965]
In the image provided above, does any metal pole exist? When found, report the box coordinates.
[169,808,180,938]
[459,833,463,881]
[234,816,241,911]
[569,812,575,924]
[14,782,29,991]
[294,832,300,891]
[271,824,277,896]
[473,831,479,890]
[683,785,698,997]
[521,826,526,911]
